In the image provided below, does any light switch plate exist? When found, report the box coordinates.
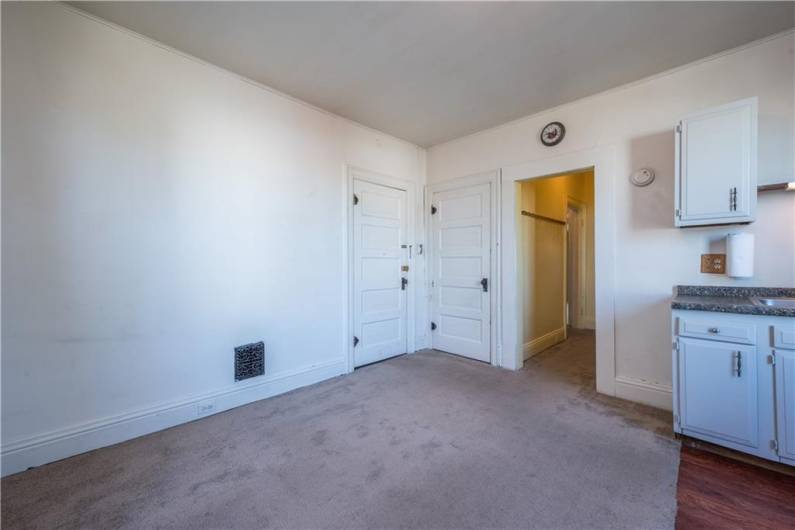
[701,254,726,274]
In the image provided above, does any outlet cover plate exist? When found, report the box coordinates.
[197,399,216,417]
[701,253,726,274]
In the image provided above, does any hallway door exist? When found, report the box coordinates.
[566,204,583,328]
[430,183,491,362]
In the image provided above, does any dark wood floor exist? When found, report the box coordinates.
[676,445,795,529]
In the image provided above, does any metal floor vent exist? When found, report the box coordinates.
[235,341,264,381]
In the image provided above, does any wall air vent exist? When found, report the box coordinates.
[235,341,264,381]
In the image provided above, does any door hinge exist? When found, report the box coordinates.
[673,340,679,352]
[770,439,779,453]
[768,353,776,365]
[674,414,680,426]
[431,322,437,331]
[675,208,680,218]
[353,336,359,347]
[353,193,359,206]
[431,205,437,215]
[675,124,682,133]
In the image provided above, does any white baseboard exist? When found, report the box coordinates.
[614,375,673,411]
[1,359,347,477]
[523,327,566,360]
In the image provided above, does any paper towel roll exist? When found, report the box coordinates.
[727,233,754,278]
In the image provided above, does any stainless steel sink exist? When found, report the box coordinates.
[751,297,795,309]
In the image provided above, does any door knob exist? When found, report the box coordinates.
[481,278,488,292]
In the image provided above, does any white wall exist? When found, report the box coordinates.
[1,3,426,474]
[428,32,795,406]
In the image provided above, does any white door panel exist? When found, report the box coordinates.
[678,338,758,448]
[431,184,491,362]
[354,180,407,367]
[676,97,757,226]
[775,350,795,462]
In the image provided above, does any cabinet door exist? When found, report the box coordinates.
[678,338,758,447]
[675,97,757,227]
[774,350,795,461]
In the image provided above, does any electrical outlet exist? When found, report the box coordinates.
[700,253,726,274]
[197,399,216,417]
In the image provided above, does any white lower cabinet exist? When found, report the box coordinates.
[673,310,794,465]
[678,338,758,448]
[774,349,795,463]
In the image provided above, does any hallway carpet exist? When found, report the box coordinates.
[2,331,679,529]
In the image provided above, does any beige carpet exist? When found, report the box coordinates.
[2,330,680,529]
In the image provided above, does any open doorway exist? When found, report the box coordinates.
[519,169,595,382]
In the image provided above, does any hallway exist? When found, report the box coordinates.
[524,328,673,438]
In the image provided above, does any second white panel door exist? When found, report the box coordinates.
[353,179,408,367]
[431,183,491,362]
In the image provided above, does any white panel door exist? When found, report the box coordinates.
[678,338,758,448]
[353,179,408,367]
[431,184,491,362]
[774,350,795,462]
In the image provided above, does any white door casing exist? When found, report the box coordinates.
[431,183,491,362]
[501,147,615,399]
[353,179,408,367]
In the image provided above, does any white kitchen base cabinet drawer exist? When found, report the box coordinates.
[677,316,755,344]
[677,338,758,448]
[773,327,795,350]
[774,350,795,462]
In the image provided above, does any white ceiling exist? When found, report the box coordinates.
[70,2,794,147]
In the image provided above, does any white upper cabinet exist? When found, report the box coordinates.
[675,97,757,227]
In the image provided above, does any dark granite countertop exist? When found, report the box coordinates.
[671,286,795,317]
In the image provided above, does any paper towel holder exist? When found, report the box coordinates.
[726,232,754,279]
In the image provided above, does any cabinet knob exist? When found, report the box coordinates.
[708,327,720,334]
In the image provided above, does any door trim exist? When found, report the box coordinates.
[426,171,501,367]
[501,146,616,396]
[344,166,417,373]
[566,197,590,330]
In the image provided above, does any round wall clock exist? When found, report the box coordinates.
[540,121,565,146]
